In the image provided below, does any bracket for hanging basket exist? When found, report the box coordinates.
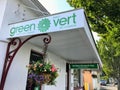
[0,33,51,90]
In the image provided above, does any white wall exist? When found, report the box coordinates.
[4,43,34,90]
[0,0,39,40]
[0,0,46,89]
[0,42,8,81]
[0,0,7,30]
[4,42,66,90]
[0,0,8,80]
[0,0,67,90]
[44,52,66,90]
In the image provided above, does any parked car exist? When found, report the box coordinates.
[114,81,118,85]
[100,80,107,86]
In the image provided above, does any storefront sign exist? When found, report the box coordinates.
[8,9,84,38]
[70,63,98,69]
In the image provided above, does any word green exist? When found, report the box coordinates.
[10,24,35,36]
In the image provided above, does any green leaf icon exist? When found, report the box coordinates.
[38,18,51,32]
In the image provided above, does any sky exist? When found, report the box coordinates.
[38,0,74,14]
[38,0,100,41]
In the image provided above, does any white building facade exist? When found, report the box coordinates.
[0,0,102,90]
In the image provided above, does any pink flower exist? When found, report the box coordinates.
[39,64,43,67]
[51,64,57,72]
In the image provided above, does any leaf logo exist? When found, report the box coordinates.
[38,18,51,32]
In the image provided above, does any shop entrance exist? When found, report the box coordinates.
[66,64,83,90]
[73,69,82,90]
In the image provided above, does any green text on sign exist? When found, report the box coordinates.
[70,63,98,69]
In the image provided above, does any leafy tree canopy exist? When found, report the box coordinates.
[67,0,120,34]
[67,0,120,88]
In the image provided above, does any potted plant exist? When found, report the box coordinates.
[26,61,59,90]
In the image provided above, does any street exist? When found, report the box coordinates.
[100,85,117,90]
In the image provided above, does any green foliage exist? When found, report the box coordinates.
[100,76,108,81]
[97,33,120,78]
[67,0,120,34]
[26,61,59,85]
[67,0,120,80]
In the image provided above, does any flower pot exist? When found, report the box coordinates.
[34,86,40,90]
[26,61,59,86]
[43,73,51,84]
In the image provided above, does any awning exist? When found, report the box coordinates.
[7,9,102,68]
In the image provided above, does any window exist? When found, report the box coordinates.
[26,50,43,90]
[29,50,43,64]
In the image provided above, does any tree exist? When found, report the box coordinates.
[67,0,120,34]
[97,29,120,89]
[67,0,120,89]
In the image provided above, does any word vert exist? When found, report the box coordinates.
[10,13,77,36]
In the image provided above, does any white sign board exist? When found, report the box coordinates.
[8,9,84,38]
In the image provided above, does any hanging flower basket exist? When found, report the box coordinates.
[26,61,59,86]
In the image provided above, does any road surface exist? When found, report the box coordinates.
[100,85,117,90]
